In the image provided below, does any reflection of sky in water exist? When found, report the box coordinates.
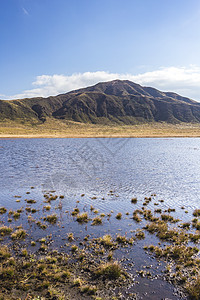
[1,138,200,210]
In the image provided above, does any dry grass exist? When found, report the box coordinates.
[76,212,89,223]
[95,261,122,279]
[186,276,200,300]
[91,216,102,225]
[2,120,200,138]
[11,229,26,240]
[0,226,13,236]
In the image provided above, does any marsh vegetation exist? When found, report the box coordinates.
[0,188,199,299]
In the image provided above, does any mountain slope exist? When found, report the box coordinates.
[1,80,200,124]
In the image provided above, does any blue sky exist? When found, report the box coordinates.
[1,0,200,100]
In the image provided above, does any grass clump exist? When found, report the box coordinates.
[43,205,51,211]
[149,244,199,261]
[186,276,200,300]
[44,214,58,224]
[76,212,89,223]
[13,211,21,219]
[99,235,115,248]
[26,199,36,204]
[95,261,122,279]
[48,195,58,201]
[133,211,142,222]
[39,244,47,252]
[182,222,190,229]
[91,216,102,225]
[116,213,122,220]
[81,285,97,295]
[167,208,175,213]
[71,245,78,253]
[135,230,145,239]
[11,228,26,239]
[71,208,80,216]
[145,220,167,234]
[144,220,185,242]
[39,237,46,243]
[193,220,200,230]
[54,270,71,281]
[90,205,94,211]
[67,232,74,242]
[47,286,65,299]
[161,214,175,222]
[193,209,200,217]
[0,266,15,278]
[116,235,129,244]
[0,246,11,260]
[0,226,12,236]
[0,207,7,214]
[73,277,84,287]
[189,233,200,243]
[21,248,28,257]
[36,221,47,230]
[107,252,113,261]
[46,256,57,264]
[131,198,137,204]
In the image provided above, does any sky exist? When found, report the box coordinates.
[1,0,200,101]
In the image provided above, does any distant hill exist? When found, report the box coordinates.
[1,79,200,124]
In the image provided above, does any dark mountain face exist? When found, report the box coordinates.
[1,79,200,124]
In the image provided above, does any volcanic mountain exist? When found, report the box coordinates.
[1,80,200,124]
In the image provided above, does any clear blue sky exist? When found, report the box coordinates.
[1,0,200,99]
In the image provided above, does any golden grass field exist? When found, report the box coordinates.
[1,119,200,138]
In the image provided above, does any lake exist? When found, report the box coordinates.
[1,138,200,299]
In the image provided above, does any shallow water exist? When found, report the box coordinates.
[1,138,200,213]
[1,137,200,299]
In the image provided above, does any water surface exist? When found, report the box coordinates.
[1,137,200,299]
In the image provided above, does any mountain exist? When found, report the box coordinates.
[1,79,200,124]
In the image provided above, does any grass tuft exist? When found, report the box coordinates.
[11,228,26,240]
[91,216,102,225]
[95,261,122,279]
[44,214,58,224]
[76,212,89,223]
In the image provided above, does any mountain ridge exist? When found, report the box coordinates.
[1,79,200,124]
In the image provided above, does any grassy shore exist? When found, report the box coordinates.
[1,119,200,138]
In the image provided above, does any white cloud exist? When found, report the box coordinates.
[3,66,200,101]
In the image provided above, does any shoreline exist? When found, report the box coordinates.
[1,134,200,138]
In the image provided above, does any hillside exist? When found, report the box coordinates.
[1,80,200,125]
